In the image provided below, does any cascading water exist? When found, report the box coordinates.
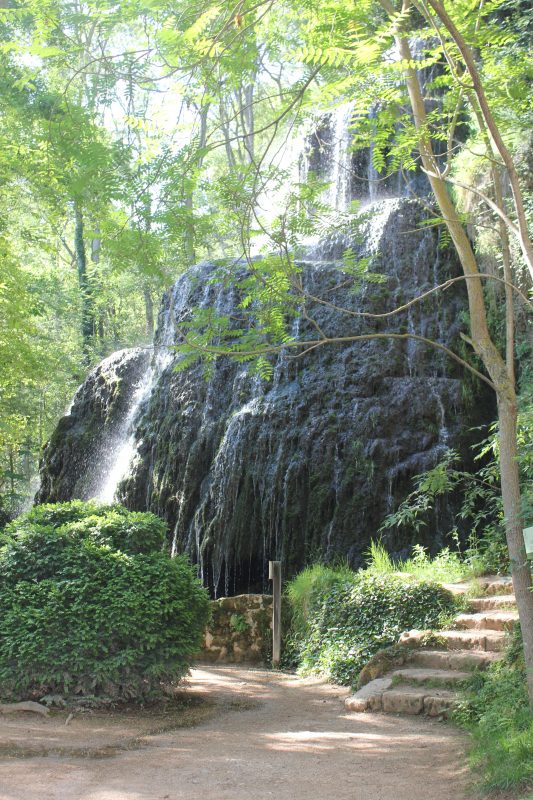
[94,365,157,503]
[38,199,491,595]
[36,347,150,504]
[94,303,181,504]
[324,103,356,212]
[37,83,490,594]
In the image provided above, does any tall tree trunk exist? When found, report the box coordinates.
[74,203,95,360]
[39,391,45,448]
[143,285,154,337]
[378,0,533,705]
[184,193,196,265]
[8,447,15,502]
[219,100,237,170]
[184,103,210,265]
[22,437,31,483]
[91,223,105,344]
[498,395,533,703]
[424,0,533,281]
[241,83,255,163]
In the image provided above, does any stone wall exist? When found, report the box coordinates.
[200,594,272,664]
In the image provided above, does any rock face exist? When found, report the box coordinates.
[303,104,429,208]
[37,348,151,503]
[38,198,491,595]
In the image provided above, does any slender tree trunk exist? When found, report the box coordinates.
[74,203,95,360]
[184,103,210,265]
[498,396,533,702]
[91,226,101,265]
[8,447,15,502]
[38,393,43,449]
[91,223,105,344]
[378,0,533,705]
[143,285,154,336]
[184,193,196,265]
[494,168,515,384]
[22,437,31,483]
[242,83,255,163]
[219,100,237,170]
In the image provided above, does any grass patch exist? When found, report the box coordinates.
[365,540,469,583]
[453,625,533,797]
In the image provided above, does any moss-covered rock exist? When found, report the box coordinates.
[38,200,493,594]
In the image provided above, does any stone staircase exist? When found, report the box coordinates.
[345,576,517,717]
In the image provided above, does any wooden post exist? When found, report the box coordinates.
[269,560,281,667]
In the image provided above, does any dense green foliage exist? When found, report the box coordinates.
[285,563,456,685]
[381,404,533,575]
[5,501,168,555]
[454,625,533,795]
[0,502,210,701]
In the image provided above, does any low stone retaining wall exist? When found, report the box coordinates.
[200,594,273,664]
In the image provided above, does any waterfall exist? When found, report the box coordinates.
[37,85,486,592]
[38,197,481,593]
[324,103,355,212]
[95,363,156,503]
[90,273,199,504]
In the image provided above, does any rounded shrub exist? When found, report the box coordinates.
[0,502,210,701]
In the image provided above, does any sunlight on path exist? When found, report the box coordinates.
[0,666,469,800]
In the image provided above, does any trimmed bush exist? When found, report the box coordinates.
[0,502,210,701]
[2,501,167,555]
[286,567,456,686]
[6,499,114,530]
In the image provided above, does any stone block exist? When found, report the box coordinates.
[398,630,432,647]
[423,693,456,718]
[381,690,424,715]
[345,696,369,712]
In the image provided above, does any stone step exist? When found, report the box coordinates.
[482,576,514,595]
[409,649,500,672]
[469,594,516,612]
[390,667,471,687]
[439,629,507,652]
[345,681,457,717]
[455,611,518,632]
[382,686,458,717]
[345,677,393,712]
[399,627,507,652]
[442,576,514,596]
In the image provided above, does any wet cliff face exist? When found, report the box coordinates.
[38,198,488,596]
[303,106,424,208]
[40,200,486,594]
[37,348,151,503]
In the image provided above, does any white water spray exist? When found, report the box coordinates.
[95,363,157,503]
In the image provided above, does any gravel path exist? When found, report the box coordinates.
[0,665,469,800]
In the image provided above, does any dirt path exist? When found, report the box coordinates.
[0,665,469,800]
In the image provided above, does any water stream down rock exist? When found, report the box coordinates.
[38,198,491,595]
